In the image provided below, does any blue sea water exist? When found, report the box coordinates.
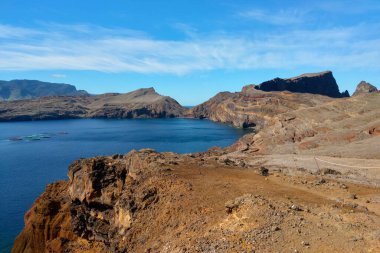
[0,118,247,252]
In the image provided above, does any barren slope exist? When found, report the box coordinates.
[12,150,380,253]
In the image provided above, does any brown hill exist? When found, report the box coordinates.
[229,93,380,157]
[0,88,185,121]
[191,86,332,128]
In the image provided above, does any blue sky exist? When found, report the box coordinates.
[0,0,379,105]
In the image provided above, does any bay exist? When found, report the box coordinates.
[0,118,247,252]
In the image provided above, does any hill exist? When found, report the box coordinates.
[0,87,185,121]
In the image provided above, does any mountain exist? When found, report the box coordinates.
[0,79,88,101]
[190,71,352,128]
[0,87,185,121]
[255,71,349,98]
[230,92,380,158]
[191,85,333,129]
[352,81,378,96]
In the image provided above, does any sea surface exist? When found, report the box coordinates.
[0,118,247,252]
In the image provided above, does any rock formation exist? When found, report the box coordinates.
[190,71,352,128]
[352,81,378,96]
[191,86,332,128]
[0,80,88,101]
[256,71,349,98]
[0,88,185,121]
[230,92,380,159]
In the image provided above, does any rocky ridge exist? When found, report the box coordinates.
[0,88,185,121]
[230,92,380,159]
[191,86,333,128]
[190,71,352,128]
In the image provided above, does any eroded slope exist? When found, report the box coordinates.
[12,150,380,253]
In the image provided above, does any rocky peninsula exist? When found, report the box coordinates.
[11,72,380,252]
[0,87,185,121]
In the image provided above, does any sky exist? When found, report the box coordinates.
[0,0,379,105]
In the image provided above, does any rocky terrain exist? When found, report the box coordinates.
[0,80,88,101]
[12,74,380,252]
[190,71,350,128]
[0,88,185,121]
[190,87,333,128]
[230,92,380,158]
[353,81,378,96]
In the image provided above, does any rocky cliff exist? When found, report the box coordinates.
[190,71,352,128]
[230,92,380,159]
[191,86,332,128]
[352,81,378,96]
[0,80,88,101]
[0,88,185,121]
[13,137,380,252]
[256,71,349,98]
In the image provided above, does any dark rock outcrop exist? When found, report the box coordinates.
[0,88,185,121]
[256,71,349,98]
[352,81,378,96]
[0,80,88,101]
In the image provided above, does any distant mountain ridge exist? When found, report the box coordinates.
[0,80,88,101]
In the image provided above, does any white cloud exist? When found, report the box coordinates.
[0,23,379,74]
[0,24,42,39]
[239,9,306,25]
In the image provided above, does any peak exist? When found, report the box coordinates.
[353,81,378,96]
[141,87,156,93]
[145,87,156,92]
[241,84,260,94]
[130,87,157,95]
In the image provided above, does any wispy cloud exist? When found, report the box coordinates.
[0,23,379,74]
[172,23,199,38]
[51,73,67,78]
[314,0,380,14]
[238,9,306,25]
[0,24,42,39]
